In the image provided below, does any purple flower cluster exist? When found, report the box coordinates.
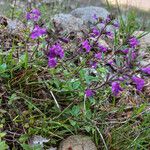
[141,67,150,75]
[92,27,100,37]
[26,9,41,22]
[30,25,47,39]
[98,45,108,52]
[132,76,145,91]
[111,82,123,96]
[85,89,94,97]
[48,43,64,68]
[129,37,139,48]
[26,9,148,98]
[82,40,91,53]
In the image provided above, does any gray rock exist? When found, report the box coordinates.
[7,19,25,34]
[58,135,97,150]
[29,135,50,148]
[42,0,63,4]
[134,31,150,49]
[71,6,109,24]
[53,13,84,32]
[133,31,150,66]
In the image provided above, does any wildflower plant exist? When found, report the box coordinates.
[0,6,150,150]
[25,9,149,99]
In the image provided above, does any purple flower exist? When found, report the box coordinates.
[141,67,150,75]
[49,43,64,59]
[85,89,94,97]
[108,60,114,65]
[113,21,120,28]
[111,82,123,96]
[106,31,113,39]
[98,45,108,52]
[93,14,98,21]
[122,48,129,54]
[54,43,64,59]
[95,52,102,59]
[90,61,97,69]
[26,9,41,21]
[105,16,111,23]
[129,37,139,48]
[118,77,125,82]
[82,40,91,53]
[92,27,100,36]
[30,25,47,39]
[131,51,137,60]
[48,58,57,68]
[132,76,145,91]
[48,43,64,68]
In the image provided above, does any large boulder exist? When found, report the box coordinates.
[71,6,110,24]
[53,13,84,32]
[53,6,110,33]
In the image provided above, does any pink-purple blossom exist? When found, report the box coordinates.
[98,45,108,52]
[95,52,102,59]
[132,76,145,91]
[90,61,97,69]
[129,37,139,48]
[105,16,111,23]
[121,48,129,54]
[48,43,64,68]
[82,40,91,53]
[92,14,98,21]
[141,67,150,75]
[85,89,94,97]
[49,43,64,59]
[26,9,41,21]
[113,21,120,28]
[48,58,57,68]
[92,27,100,36]
[30,25,47,39]
[111,81,123,96]
[106,31,113,39]
[131,51,137,60]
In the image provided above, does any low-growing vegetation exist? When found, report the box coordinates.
[0,1,150,150]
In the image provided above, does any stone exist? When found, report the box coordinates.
[46,148,57,150]
[7,19,25,35]
[134,31,150,49]
[29,135,50,148]
[42,0,63,3]
[0,16,25,51]
[133,31,150,66]
[53,13,84,32]
[71,6,109,24]
[58,135,97,150]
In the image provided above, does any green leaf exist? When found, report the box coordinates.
[69,120,77,126]
[0,64,7,73]
[21,144,42,150]
[85,126,91,132]
[70,106,80,117]
[19,134,29,143]
[0,141,9,150]
[0,132,6,138]
[8,93,19,105]
[72,80,81,90]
